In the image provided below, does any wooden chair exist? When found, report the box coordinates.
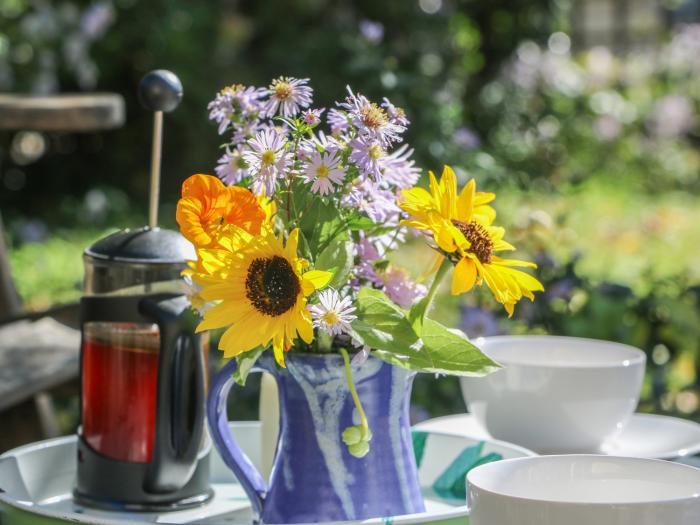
[0,93,124,452]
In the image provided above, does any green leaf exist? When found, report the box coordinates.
[353,288,422,355]
[233,347,264,385]
[316,239,354,288]
[354,290,500,376]
[298,198,347,255]
[346,214,376,231]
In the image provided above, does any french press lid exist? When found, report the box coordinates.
[83,227,195,295]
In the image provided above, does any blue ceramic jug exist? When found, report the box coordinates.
[207,352,425,524]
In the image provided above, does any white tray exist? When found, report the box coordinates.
[0,422,534,525]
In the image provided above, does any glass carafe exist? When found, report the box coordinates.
[76,227,212,510]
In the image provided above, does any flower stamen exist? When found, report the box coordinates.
[316,164,329,178]
[451,219,494,264]
[360,103,389,129]
[272,79,293,100]
[261,149,276,165]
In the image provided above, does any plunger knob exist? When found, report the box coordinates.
[138,70,183,113]
[138,70,183,228]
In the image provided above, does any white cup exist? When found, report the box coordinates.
[467,455,700,525]
[460,336,646,453]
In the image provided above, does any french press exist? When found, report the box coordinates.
[75,70,212,510]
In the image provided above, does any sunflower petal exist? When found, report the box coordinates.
[440,165,458,218]
[456,179,475,221]
[451,257,477,295]
[302,270,333,295]
[297,310,314,343]
[285,228,300,259]
[272,334,286,368]
[492,256,538,268]
[417,253,445,283]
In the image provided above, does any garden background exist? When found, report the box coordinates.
[1,0,700,429]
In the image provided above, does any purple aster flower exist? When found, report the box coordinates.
[215,147,249,185]
[230,118,264,144]
[301,150,346,196]
[356,260,381,286]
[349,136,385,180]
[359,20,384,45]
[299,131,342,164]
[342,179,398,222]
[460,305,500,338]
[327,108,350,135]
[302,131,342,156]
[454,127,481,150]
[338,86,405,146]
[382,144,420,189]
[80,2,115,41]
[242,129,291,195]
[302,107,325,126]
[207,84,266,135]
[381,97,409,127]
[382,267,427,308]
[373,224,405,254]
[356,236,381,262]
[264,76,313,118]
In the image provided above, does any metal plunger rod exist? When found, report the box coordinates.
[149,111,163,228]
[138,69,183,229]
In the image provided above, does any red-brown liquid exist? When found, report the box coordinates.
[82,324,160,463]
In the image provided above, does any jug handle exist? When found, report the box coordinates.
[141,295,206,494]
[208,358,268,518]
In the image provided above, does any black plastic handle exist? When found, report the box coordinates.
[140,295,206,494]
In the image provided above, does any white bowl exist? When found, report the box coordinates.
[467,455,700,525]
[460,336,646,453]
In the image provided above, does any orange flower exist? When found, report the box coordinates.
[176,174,267,248]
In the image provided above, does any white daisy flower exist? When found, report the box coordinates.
[264,76,313,118]
[309,289,357,336]
[302,150,346,196]
[242,129,292,195]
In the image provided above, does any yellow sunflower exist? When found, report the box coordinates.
[192,225,331,366]
[399,165,543,316]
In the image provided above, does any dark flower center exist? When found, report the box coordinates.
[451,220,494,264]
[246,256,300,316]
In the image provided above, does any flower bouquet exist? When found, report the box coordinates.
[176,77,543,523]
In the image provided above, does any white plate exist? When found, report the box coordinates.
[415,413,700,460]
[0,422,533,525]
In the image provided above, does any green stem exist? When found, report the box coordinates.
[425,257,451,314]
[315,218,351,255]
[340,347,369,436]
[410,256,452,329]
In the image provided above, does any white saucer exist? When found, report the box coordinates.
[414,413,700,460]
